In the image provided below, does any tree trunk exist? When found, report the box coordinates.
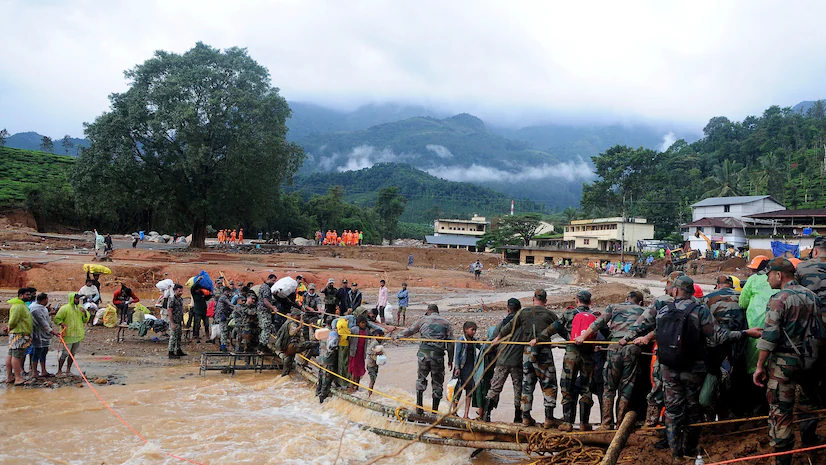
[191,219,207,248]
[600,411,637,465]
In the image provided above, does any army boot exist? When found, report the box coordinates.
[600,399,614,429]
[616,399,630,426]
[774,447,792,465]
[665,424,682,459]
[543,406,560,429]
[645,403,660,427]
[579,402,593,432]
[415,391,424,415]
[432,397,441,413]
[558,403,575,432]
[481,398,494,422]
[800,418,826,446]
[513,405,523,424]
[682,426,700,458]
[168,351,179,359]
[522,410,537,427]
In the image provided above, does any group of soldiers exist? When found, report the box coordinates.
[394,237,825,464]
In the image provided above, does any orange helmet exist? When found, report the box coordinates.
[747,255,770,270]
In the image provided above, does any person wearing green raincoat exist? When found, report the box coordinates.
[54,292,90,376]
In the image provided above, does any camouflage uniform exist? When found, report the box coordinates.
[274,320,316,375]
[486,316,525,412]
[540,305,595,429]
[627,296,746,458]
[501,305,558,424]
[795,255,826,406]
[590,301,646,427]
[399,313,455,400]
[214,294,233,349]
[232,303,258,352]
[701,286,745,417]
[257,283,275,348]
[637,293,673,425]
[757,281,822,454]
[167,295,184,354]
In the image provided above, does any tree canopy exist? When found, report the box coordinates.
[74,42,304,247]
[581,103,826,238]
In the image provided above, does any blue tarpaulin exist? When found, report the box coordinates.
[771,241,800,258]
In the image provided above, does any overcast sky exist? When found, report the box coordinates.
[1,0,825,137]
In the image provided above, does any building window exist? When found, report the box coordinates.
[544,257,554,264]
[726,228,733,234]
[724,205,731,213]
[714,227,721,233]
[525,255,535,264]
[583,239,590,245]
[697,227,703,233]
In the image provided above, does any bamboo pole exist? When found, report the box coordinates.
[600,411,638,465]
[296,367,615,446]
[355,422,528,452]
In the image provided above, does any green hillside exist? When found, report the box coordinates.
[0,147,74,203]
[289,162,545,223]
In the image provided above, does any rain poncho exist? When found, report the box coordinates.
[740,273,780,373]
[54,292,91,344]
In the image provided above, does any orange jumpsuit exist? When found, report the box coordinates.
[238,229,244,244]
[230,230,237,244]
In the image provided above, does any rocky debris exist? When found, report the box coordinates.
[292,237,315,246]
[555,266,602,285]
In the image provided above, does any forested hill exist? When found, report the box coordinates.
[296,113,587,208]
[581,102,826,239]
[289,162,545,223]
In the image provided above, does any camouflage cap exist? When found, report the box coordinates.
[576,290,592,303]
[814,236,825,248]
[767,257,796,274]
[665,271,686,284]
[673,276,695,294]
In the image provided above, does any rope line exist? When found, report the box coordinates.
[705,443,826,464]
[57,335,206,465]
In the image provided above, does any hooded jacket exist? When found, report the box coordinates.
[8,297,32,335]
[54,292,90,344]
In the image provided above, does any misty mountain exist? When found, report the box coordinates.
[286,102,447,141]
[289,162,545,223]
[493,124,698,160]
[295,113,590,208]
[4,131,88,156]
[792,100,825,114]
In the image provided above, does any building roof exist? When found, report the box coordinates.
[683,217,747,228]
[745,209,826,219]
[570,217,649,225]
[425,235,480,247]
[690,195,782,208]
[436,218,487,224]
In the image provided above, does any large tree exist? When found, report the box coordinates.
[40,136,54,153]
[74,43,304,247]
[375,186,407,242]
[498,213,543,246]
[0,128,8,147]
[61,134,74,155]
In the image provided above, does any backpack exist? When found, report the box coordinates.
[783,290,826,370]
[571,310,597,341]
[655,302,703,371]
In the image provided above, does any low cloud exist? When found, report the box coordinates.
[426,159,594,183]
[312,145,412,172]
[425,144,453,159]
[659,131,677,152]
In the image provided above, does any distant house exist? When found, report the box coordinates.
[682,195,786,252]
[425,214,488,251]
[744,209,826,258]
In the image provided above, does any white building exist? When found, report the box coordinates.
[682,195,785,252]
[562,217,654,252]
[426,214,489,251]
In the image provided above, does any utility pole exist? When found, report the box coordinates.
[620,191,626,264]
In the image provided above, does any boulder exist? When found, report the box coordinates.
[149,231,160,237]
[162,234,171,242]
[292,237,314,246]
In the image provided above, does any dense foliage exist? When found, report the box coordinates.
[75,42,304,247]
[581,103,826,238]
[289,162,545,223]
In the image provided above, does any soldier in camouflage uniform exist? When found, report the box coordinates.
[754,258,823,465]
[167,284,185,359]
[394,304,454,414]
[483,298,525,423]
[496,289,559,428]
[576,290,646,429]
[702,275,746,418]
[233,293,259,352]
[535,290,596,432]
[273,311,317,376]
[256,274,278,352]
[214,287,233,352]
[635,270,684,427]
[796,236,826,405]
[623,276,761,459]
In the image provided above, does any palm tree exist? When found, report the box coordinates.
[702,159,746,198]
[562,207,579,223]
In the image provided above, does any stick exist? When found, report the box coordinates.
[600,411,637,465]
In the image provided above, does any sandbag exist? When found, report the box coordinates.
[384,304,395,325]
[134,303,150,315]
[376,354,387,366]
[83,264,112,275]
[193,270,214,291]
[156,279,174,296]
[210,323,221,341]
[271,277,298,298]
[103,304,118,327]
[93,305,107,326]
[185,276,195,288]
